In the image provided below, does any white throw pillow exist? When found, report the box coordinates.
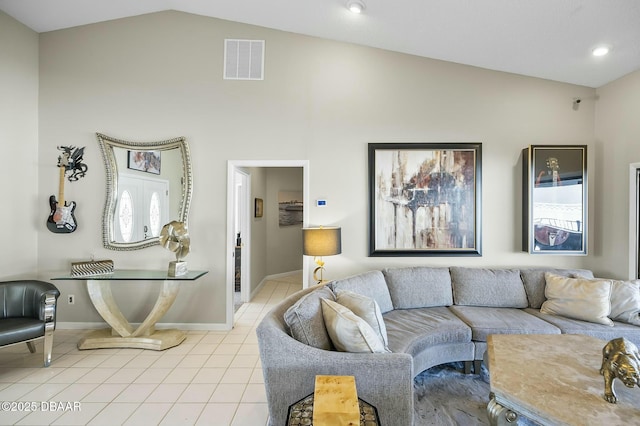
[320,298,389,353]
[609,279,640,325]
[335,289,389,347]
[541,273,614,326]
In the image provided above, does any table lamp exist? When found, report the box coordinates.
[302,226,342,284]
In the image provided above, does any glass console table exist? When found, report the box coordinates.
[53,270,208,350]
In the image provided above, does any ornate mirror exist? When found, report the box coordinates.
[96,133,193,251]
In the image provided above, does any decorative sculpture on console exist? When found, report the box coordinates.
[601,337,640,403]
[159,221,190,277]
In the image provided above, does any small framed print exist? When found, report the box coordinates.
[254,198,264,218]
[523,145,587,254]
[369,142,482,256]
[127,150,161,174]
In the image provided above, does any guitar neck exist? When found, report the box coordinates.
[58,166,66,206]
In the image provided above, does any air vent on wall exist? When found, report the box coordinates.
[224,39,265,80]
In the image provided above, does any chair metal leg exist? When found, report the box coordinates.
[464,361,473,374]
[43,293,57,367]
[474,360,482,374]
[43,323,55,367]
[26,341,36,353]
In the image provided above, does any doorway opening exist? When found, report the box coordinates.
[226,160,310,328]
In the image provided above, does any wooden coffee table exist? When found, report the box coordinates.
[486,334,640,425]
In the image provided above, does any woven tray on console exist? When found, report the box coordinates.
[70,259,114,277]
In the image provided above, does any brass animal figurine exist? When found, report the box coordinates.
[600,337,640,403]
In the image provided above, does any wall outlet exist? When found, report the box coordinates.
[68,294,75,305]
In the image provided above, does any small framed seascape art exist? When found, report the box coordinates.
[522,145,587,254]
[368,142,482,256]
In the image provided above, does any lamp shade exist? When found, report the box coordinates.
[302,227,342,256]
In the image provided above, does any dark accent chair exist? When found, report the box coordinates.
[0,280,60,367]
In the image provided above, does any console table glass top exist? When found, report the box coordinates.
[52,269,208,350]
[53,269,208,281]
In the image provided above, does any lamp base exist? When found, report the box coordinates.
[313,266,325,285]
[168,261,188,277]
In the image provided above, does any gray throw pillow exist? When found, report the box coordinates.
[284,286,335,350]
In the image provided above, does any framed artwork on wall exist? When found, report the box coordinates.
[368,142,482,256]
[254,198,264,218]
[127,150,161,174]
[522,145,587,255]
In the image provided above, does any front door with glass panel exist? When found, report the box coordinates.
[115,174,170,243]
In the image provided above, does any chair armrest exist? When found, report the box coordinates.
[0,280,60,321]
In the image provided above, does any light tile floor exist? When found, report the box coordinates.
[0,274,302,426]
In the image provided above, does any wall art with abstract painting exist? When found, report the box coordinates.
[369,143,482,256]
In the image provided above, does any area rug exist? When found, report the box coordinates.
[414,362,492,425]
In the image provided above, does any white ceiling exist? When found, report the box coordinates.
[1,0,639,88]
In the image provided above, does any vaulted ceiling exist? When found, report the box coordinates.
[1,0,639,88]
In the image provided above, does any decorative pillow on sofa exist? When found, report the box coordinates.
[609,279,640,325]
[284,286,336,350]
[320,299,389,353]
[540,273,613,326]
[335,289,389,347]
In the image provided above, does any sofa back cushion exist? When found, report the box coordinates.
[329,271,394,314]
[283,286,336,350]
[382,267,453,309]
[451,267,528,308]
[520,268,594,309]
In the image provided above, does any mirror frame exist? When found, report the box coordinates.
[96,132,193,251]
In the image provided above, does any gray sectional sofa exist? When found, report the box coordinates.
[256,266,640,426]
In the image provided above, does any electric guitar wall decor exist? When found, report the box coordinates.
[47,146,87,233]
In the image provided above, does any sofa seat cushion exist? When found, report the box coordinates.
[382,267,453,309]
[520,268,594,309]
[330,271,394,314]
[450,267,528,308]
[525,308,640,347]
[383,307,471,357]
[284,286,336,350]
[0,318,45,346]
[448,306,560,341]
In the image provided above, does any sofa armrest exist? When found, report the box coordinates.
[257,316,413,426]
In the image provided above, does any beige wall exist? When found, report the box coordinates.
[594,69,640,278]
[30,11,606,326]
[0,11,39,279]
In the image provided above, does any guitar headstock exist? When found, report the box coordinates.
[546,157,560,171]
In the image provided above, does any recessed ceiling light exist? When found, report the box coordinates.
[592,46,610,57]
[347,0,366,14]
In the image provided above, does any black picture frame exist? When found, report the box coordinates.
[368,142,482,256]
[522,145,587,254]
